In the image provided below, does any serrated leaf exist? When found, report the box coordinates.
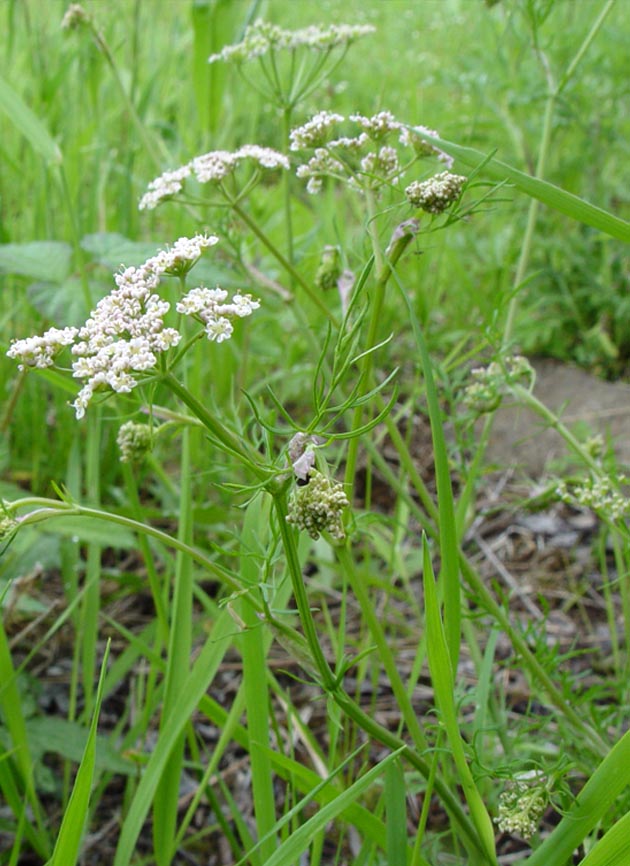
[0,241,72,283]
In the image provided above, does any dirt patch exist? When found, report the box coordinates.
[485,359,630,476]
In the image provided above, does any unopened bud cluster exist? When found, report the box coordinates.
[556,475,629,521]
[287,470,349,541]
[117,421,153,464]
[0,512,18,541]
[405,171,467,214]
[463,355,534,415]
[315,246,342,291]
[61,3,90,30]
[495,774,548,840]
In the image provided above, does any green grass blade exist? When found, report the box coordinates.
[413,131,630,243]
[574,810,630,866]
[45,641,111,866]
[153,414,193,864]
[524,727,630,866]
[390,271,460,667]
[239,496,277,864]
[0,74,62,165]
[261,749,406,866]
[422,537,497,865]
[113,607,237,866]
[385,758,408,866]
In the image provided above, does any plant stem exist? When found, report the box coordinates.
[271,490,489,861]
[230,201,338,325]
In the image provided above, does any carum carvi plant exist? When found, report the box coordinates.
[4,13,630,866]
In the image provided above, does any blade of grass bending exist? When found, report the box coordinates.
[574,809,630,866]
[0,607,50,856]
[45,641,111,866]
[524,727,630,866]
[239,496,277,864]
[411,131,630,244]
[261,749,406,866]
[0,74,62,165]
[390,271,461,668]
[113,607,238,866]
[154,342,194,865]
[422,538,497,866]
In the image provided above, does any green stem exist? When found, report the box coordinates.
[335,544,429,753]
[344,194,407,495]
[282,106,294,275]
[271,491,488,861]
[89,20,164,171]
[230,201,338,326]
[8,498,246,598]
[162,371,273,485]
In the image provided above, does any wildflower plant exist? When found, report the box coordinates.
[5,6,630,866]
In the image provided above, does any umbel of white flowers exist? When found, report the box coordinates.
[289,110,455,194]
[139,145,289,211]
[208,19,376,64]
[7,235,260,418]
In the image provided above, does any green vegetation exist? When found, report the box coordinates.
[2,1,630,865]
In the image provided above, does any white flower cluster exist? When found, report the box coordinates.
[405,171,467,214]
[176,286,260,343]
[139,145,290,211]
[289,111,345,151]
[208,19,375,64]
[556,476,630,522]
[399,125,453,167]
[6,326,79,369]
[7,235,261,419]
[291,111,453,195]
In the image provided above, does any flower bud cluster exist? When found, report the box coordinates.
[61,3,90,30]
[7,235,261,419]
[495,774,548,840]
[291,111,452,196]
[405,171,467,214]
[287,470,349,541]
[208,19,375,64]
[117,421,154,464]
[0,512,18,541]
[139,145,290,211]
[314,246,342,292]
[462,355,534,415]
[556,475,630,521]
